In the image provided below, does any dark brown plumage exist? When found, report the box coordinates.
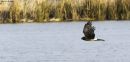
[83,21,95,40]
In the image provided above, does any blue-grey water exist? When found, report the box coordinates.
[0,21,130,62]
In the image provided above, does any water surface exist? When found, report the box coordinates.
[0,21,130,62]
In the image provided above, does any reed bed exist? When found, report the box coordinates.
[0,0,130,23]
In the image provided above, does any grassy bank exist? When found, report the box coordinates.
[0,0,130,23]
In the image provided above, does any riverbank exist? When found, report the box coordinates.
[0,0,130,23]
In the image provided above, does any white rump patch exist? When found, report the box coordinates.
[93,37,98,41]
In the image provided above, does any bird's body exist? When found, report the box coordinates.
[82,21,105,41]
[83,21,95,40]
